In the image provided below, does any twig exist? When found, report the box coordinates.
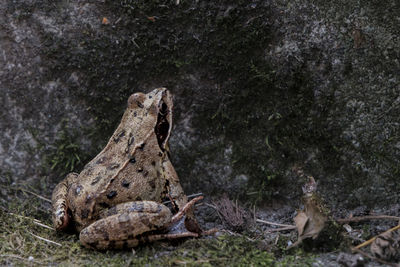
[32,221,54,230]
[1,185,51,203]
[18,187,51,203]
[337,215,400,224]
[162,193,203,205]
[352,248,398,267]
[8,213,54,230]
[187,193,204,199]
[266,226,297,233]
[28,231,62,247]
[353,224,400,251]
[274,235,280,245]
[205,203,225,224]
[204,203,217,209]
[256,219,295,228]
[202,228,219,236]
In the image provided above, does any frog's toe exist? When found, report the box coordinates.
[80,227,107,249]
[167,215,187,234]
[53,204,71,231]
[51,172,78,231]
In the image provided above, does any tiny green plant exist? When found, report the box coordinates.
[44,120,88,176]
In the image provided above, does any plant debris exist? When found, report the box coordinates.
[292,176,328,247]
[212,194,248,232]
[101,17,110,25]
[337,252,366,267]
[370,228,400,262]
[290,173,342,250]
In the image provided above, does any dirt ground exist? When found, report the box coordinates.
[1,183,398,266]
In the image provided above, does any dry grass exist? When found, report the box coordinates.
[212,194,249,232]
[0,183,318,266]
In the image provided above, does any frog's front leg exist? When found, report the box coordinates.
[163,159,202,234]
[52,172,78,231]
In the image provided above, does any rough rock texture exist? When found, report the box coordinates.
[1,0,399,210]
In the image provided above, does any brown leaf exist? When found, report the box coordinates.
[291,174,332,248]
[294,211,308,237]
[370,230,400,261]
[102,17,110,25]
[293,193,328,245]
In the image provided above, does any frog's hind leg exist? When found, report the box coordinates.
[80,201,174,250]
[51,172,78,231]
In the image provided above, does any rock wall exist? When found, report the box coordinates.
[1,0,399,208]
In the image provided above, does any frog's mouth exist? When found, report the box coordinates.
[155,101,170,151]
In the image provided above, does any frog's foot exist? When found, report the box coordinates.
[52,202,70,231]
[80,201,173,250]
[166,196,204,235]
[170,196,203,225]
[51,173,78,231]
[169,196,218,237]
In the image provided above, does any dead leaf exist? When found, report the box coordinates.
[292,175,328,247]
[292,197,328,247]
[102,17,110,25]
[294,211,308,236]
[370,229,400,261]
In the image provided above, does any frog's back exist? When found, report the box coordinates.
[68,115,168,229]
[68,135,167,229]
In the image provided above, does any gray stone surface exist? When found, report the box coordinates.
[1,0,399,210]
[0,1,98,185]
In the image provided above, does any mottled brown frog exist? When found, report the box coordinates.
[51,88,202,250]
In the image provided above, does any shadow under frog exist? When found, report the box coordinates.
[51,88,203,250]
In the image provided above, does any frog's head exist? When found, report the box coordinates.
[127,88,173,150]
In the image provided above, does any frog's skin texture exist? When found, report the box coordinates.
[51,88,201,250]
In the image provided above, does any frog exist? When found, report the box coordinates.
[51,88,202,250]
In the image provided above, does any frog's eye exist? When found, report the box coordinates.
[155,101,170,150]
[128,93,146,109]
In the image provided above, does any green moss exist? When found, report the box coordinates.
[360,224,372,241]
[0,186,321,266]
[45,120,90,176]
[0,180,325,266]
[28,119,91,180]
